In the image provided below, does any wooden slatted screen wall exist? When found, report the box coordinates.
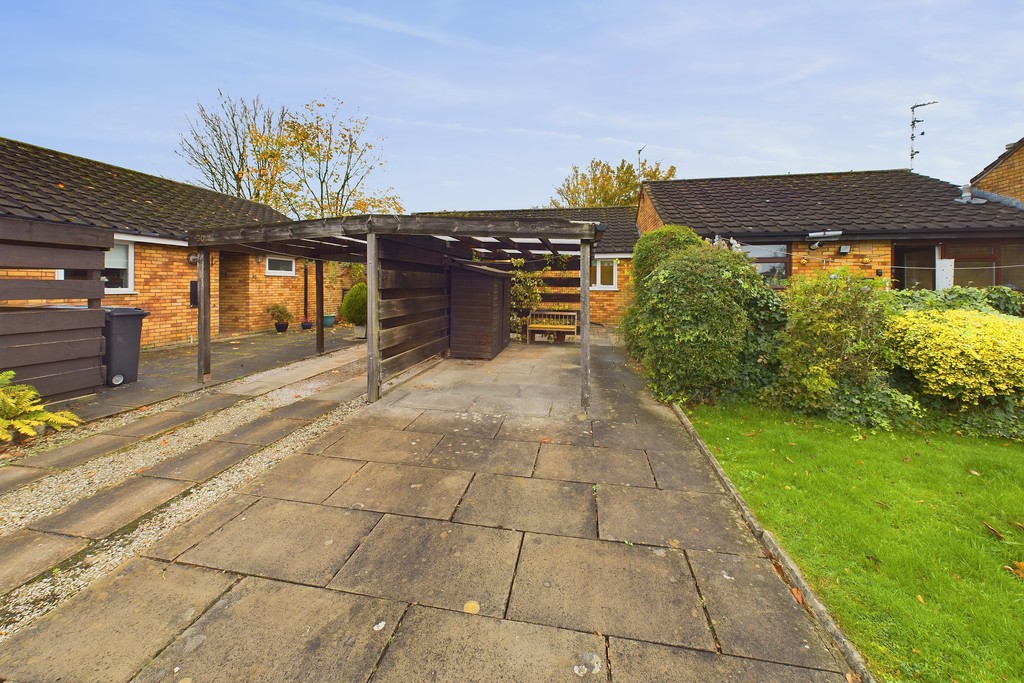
[376,237,450,382]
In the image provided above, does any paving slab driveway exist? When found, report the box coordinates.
[0,341,849,682]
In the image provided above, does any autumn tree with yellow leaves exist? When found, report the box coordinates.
[179,93,402,219]
[549,158,676,208]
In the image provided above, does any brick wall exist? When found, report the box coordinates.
[789,240,892,279]
[229,257,348,332]
[590,259,632,325]
[975,144,1024,202]
[636,191,665,234]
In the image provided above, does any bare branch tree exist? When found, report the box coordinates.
[177,90,287,202]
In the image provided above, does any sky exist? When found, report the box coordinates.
[3,1,1023,213]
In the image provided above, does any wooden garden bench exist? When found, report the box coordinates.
[526,310,577,344]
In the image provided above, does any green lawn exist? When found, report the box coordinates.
[687,401,1024,683]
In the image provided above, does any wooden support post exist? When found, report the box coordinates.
[197,247,212,383]
[315,259,325,356]
[579,240,592,407]
[366,233,381,402]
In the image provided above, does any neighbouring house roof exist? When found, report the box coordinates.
[417,206,637,254]
[642,169,1024,241]
[971,135,1024,185]
[0,137,288,241]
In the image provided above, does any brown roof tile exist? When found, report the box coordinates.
[0,137,287,239]
[643,169,1024,240]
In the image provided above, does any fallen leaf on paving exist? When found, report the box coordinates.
[916,595,925,604]
[790,587,803,605]
[160,439,168,446]
[135,468,147,474]
[984,522,1005,541]
[540,437,552,443]
[462,601,480,614]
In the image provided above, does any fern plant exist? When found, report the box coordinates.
[0,371,82,443]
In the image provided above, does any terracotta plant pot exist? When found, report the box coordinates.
[274,322,289,333]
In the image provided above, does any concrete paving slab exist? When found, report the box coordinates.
[143,493,259,561]
[507,533,714,650]
[325,462,472,519]
[102,410,197,438]
[300,424,349,454]
[608,637,847,682]
[29,476,192,539]
[324,427,443,464]
[228,380,282,396]
[592,419,688,451]
[647,447,725,493]
[141,440,261,482]
[19,433,136,470]
[341,404,423,430]
[309,377,366,402]
[240,453,364,503]
[268,398,340,421]
[330,515,521,616]
[215,416,309,445]
[455,381,523,397]
[394,389,477,411]
[173,391,248,414]
[470,395,552,416]
[534,444,656,487]
[179,498,380,586]
[548,400,591,421]
[0,529,88,596]
[597,485,760,555]
[496,415,593,445]
[372,606,607,683]
[0,558,235,683]
[688,550,843,671]
[0,464,47,494]
[453,473,597,538]
[406,409,505,438]
[425,435,538,476]
[134,577,405,683]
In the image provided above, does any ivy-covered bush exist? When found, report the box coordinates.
[340,282,368,326]
[630,224,705,288]
[627,242,766,403]
[884,285,1023,317]
[1,371,81,443]
[509,258,546,336]
[885,309,1024,406]
[735,284,786,394]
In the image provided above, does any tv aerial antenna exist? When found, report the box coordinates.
[637,144,647,170]
[909,101,937,169]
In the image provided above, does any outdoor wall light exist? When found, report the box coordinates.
[186,253,199,265]
[837,245,852,255]
[808,241,821,251]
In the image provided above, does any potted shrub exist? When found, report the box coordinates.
[300,318,314,330]
[341,282,368,339]
[265,303,293,332]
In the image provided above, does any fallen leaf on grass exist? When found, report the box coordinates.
[790,587,803,605]
[785,456,794,464]
[916,595,925,604]
[984,522,1005,541]
[969,470,980,476]
[1013,520,1024,532]
[743,432,756,437]
[1004,562,1024,579]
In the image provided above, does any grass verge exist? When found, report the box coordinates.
[687,400,1024,682]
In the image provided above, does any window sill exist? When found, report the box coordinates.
[590,286,618,291]
[264,272,296,277]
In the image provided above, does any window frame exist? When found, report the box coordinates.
[741,243,790,287]
[265,256,296,277]
[589,258,618,291]
[56,240,135,294]
[943,241,1023,289]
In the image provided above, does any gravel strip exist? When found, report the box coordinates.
[0,395,366,640]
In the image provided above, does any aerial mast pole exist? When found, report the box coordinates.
[910,101,938,169]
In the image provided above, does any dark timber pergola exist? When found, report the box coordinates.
[189,214,602,405]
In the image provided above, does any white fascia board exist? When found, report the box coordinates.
[114,233,189,247]
[593,252,632,259]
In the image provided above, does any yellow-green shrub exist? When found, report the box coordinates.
[885,309,1024,406]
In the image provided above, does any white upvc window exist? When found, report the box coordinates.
[265,256,296,276]
[590,258,618,290]
[56,240,135,294]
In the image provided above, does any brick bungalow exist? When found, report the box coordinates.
[637,169,1024,291]
[419,207,638,325]
[0,137,350,348]
[972,135,1024,204]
